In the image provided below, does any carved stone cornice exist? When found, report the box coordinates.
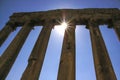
[42,19,55,28]
[9,8,120,27]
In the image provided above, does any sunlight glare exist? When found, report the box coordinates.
[61,22,67,28]
[54,22,68,36]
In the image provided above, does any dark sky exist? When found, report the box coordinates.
[0,0,120,80]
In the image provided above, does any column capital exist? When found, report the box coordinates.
[6,21,18,30]
[112,20,120,41]
[89,19,98,25]
[22,20,35,30]
[42,19,55,28]
[67,20,76,29]
[113,20,120,28]
[86,18,99,29]
[24,20,36,26]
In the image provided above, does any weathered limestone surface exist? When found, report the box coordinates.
[21,22,53,80]
[57,23,76,80]
[88,21,117,80]
[0,22,33,80]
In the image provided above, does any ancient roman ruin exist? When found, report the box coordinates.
[0,8,120,80]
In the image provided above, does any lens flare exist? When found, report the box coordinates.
[61,22,68,28]
[54,21,68,36]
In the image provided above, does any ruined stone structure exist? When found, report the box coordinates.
[0,8,120,80]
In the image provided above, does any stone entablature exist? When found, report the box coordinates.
[9,8,120,26]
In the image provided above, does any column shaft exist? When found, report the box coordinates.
[57,25,76,80]
[0,22,33,80]
[89,22,117,80]
[21,24,53,80]
[0,22,17,46]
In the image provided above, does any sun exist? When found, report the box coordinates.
[54,21,68,36]
[61,22,68,28]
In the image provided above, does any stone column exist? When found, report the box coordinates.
[113,20,120,41]
[0,21,17,46]
[88,21,117,80]
[21,22,53,80]
[0,22,33,80]
[57,23,76,80]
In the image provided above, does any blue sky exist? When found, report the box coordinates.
[0,0,120,80]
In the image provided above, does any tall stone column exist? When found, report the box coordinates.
[21,22,53,80]
[113,20,120,41]
[88,21,117,80]
[0,22,33,80]
[57,23,76,80]
[0,21,17,46]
